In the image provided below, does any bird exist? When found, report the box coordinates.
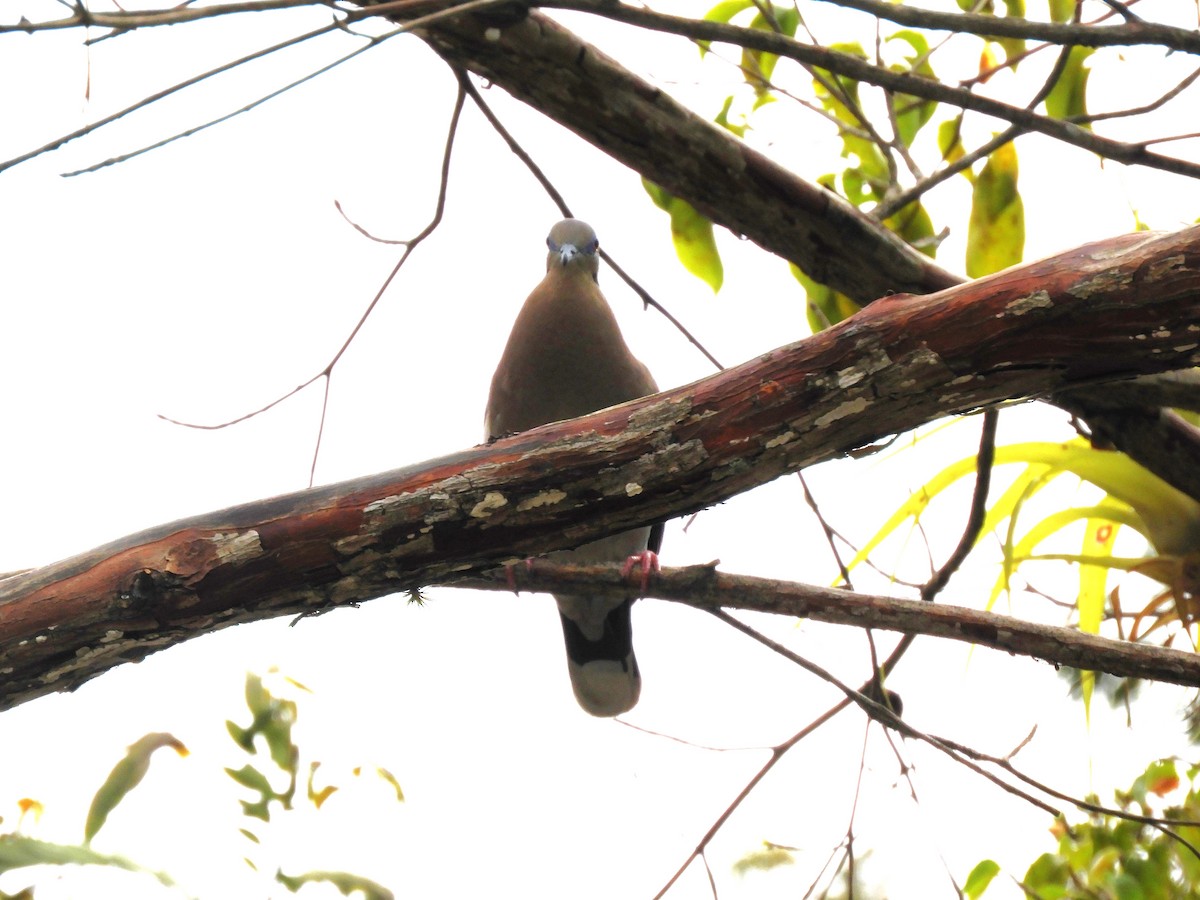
[485,218,661,716]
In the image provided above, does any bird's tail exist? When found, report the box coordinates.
[557,598,641,716]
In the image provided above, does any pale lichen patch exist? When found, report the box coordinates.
[517,489,568,511]
[816,398,869,428]
[1067,271,1132,299]
[625,483,644,497]
[1001,290,1052,316]
[210,530,263,563]
[470,492,509,518]
[764,430,797,449]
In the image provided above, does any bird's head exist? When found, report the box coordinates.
[545,218,600,282]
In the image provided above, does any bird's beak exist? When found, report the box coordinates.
[557,243,579,265]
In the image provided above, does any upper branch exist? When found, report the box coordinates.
[814,0,1200,55]
[2,227,1198,711]
[538,1,1200,180]
[407,2,960,302]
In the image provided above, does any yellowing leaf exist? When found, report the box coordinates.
[964,859,1000,899]
[374,767,405,803]
[1077,516,1119,715]
[887,31,938,147]
[996,0,1027,68]
[732,843,795,875]
[790,263,860,331]
[307,762,337,810]
[1045,46,1094,127]
[967,142,1024,277]
[642,179,723,292]
[1049,0,1074,22]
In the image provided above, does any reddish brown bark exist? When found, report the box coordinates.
[2,228,1199,711]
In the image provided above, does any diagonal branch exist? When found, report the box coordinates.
[459,563,1200,688]
[535,1,1200,180]
[812,0,1200,55]
[407,2,961,301]
[1,227,1199,711]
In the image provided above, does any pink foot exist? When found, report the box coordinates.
[504,558,536,595]
[620,550,660,595]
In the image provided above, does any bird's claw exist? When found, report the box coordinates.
[504,558,536,595]
[621,550,660,596]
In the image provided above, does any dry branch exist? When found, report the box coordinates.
[2,228,1199,711]
[459,562,1200,688]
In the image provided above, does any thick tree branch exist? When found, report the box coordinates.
[2,228,1199,711]
[457,563,1200,688]
[406,2,961,302]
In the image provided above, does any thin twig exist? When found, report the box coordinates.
[62,26,402,176]
[160,79,468,491]
[876,20,1080,220]
[457,70,725,372]
[546,0,1200,180]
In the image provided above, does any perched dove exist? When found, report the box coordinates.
[486,218,660,716]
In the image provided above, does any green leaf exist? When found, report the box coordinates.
[84,733,187,844]
[1045,46,1094,126]
[964,859,1000,899]
[0,835,173,886]
[1049,0,1074,23]
[884,200,938,258]
[937,118,971,180]
[641,179,723,292]
[732,843,795,875]
[966,141,1024,277]
[886,31,938,147]
[790,263,861,331]
[703,0,754,26]
[226,763,293,822]
[996,0,1027,67]
[714,95,747,137]
[699,0,755,54]
[228,672,300,776]
[741,7,801,100]
[277,868,395,900]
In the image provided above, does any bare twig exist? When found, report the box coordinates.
[161,78,468,488]
[805,0,1189,53]
[456,70,725,371]
[543,0,1200,180]
[62,26,403,176]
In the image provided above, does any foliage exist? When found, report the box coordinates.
[0,674,401,897]
[1005,759,1200,898]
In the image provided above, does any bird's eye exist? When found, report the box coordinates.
[587,239,599,253]
[547,238,559,252]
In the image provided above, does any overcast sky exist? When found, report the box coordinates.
[2,3,1200,898]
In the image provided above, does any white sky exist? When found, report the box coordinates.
[2,1,1200,898]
